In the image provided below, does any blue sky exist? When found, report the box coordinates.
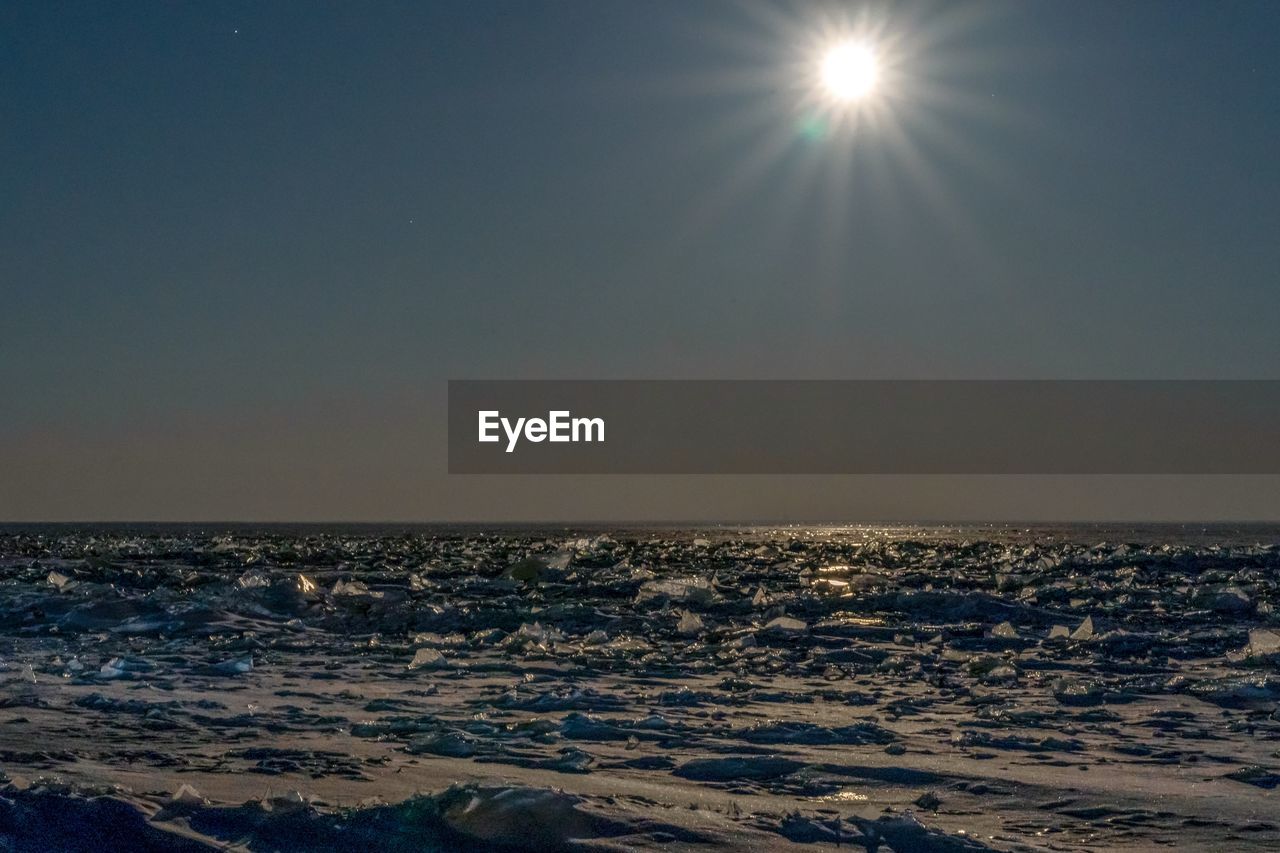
[4,1,1279,520]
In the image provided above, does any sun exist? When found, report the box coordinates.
[820,41,879,102]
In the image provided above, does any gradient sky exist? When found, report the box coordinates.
[4,1,1280,521]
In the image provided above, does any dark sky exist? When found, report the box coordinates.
[4,1,1280,521]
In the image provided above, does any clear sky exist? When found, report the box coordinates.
[4,1,1280,521]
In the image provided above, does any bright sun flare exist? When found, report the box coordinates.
[820,41,879,102]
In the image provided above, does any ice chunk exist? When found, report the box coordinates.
[763,616,808,634]
[507,556,546,582]
[914,791,942,811]
[853,812,994,853]
[98,659,126,679]
[511,621,564,647]
[543,747,594,773]
[676,610,705,636]
[98,656,153,680]
[46,571,74,590]
[634,713,670,729]
[170,784,206,806]
[407,731,476,757]
[213,655,253,675]
[1246,628,1280,660]
[408,648,451,670]
[439,785,598,851]
[847,573,888,591]
[812,578,850,595]
[235,570,271,590]
[264,790,312,814]
[1223,765,1280,789]
[332,579,375,597]
[1053,677,1104,706]
[1193,586,1253,613]
[984,664,1019,683]
[634,577,717,607]
[581,629,609,646]
[1187,673,1280,708]
[1070,616,1094,641]
[990,621,1019,639]
[471,627,507,646]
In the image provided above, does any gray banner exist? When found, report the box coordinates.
[448,380,1280,474]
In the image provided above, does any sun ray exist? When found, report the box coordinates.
[642,0,1032,300]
